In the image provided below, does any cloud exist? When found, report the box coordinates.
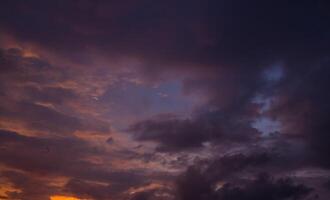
[268,59,330,168]
[176,158,312,200]
[0,129,150,199]
[129,107,260,152]
[128,185,175,200]
[214,173,311,200]
[0,101,82,135]
[0,129,99,176]
[0,48,110,135]
[23,86,77,105]
[0,170,59,200]
[1,0,328,72]
[64,179,112,200]
[1,0,330,199]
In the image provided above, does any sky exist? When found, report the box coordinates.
[0,1,330,200]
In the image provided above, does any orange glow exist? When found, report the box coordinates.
[50,195,80,200]
[0,183,21,199]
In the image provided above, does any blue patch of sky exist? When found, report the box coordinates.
[99,79,197,129]
[252,63,285,136]
[263,63,284,82]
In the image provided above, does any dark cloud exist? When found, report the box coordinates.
[0,129,97,175]
[176,161,312,200]
[0,101,82,134]
[0,129,152,200]
[130,191,153,200]
[129,186,176,200]
[65,177,176,200]
[106,137,114,144]
[0,170,59,200]
[1,0,330,199]
[324,180,330,191]
[23,86,77,105]
[0,47,110,135]
[0,48,62,85]
[0,130,143,187]
[1,0,329,70]
[65,178,112,200]
[214,173,311,200]
[268,59,330,168]
[176,153,271,189]
[129,107,260,152]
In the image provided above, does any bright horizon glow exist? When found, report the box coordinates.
[50,195,80,200]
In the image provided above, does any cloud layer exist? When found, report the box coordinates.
[1,0,330,199]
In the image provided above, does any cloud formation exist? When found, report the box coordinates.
[1,0,330,199]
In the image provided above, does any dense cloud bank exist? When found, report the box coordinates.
[1,0,330,199]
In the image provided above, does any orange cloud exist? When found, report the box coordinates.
[0,183,21,199]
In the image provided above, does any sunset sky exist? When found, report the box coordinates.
[0,1,330,200]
